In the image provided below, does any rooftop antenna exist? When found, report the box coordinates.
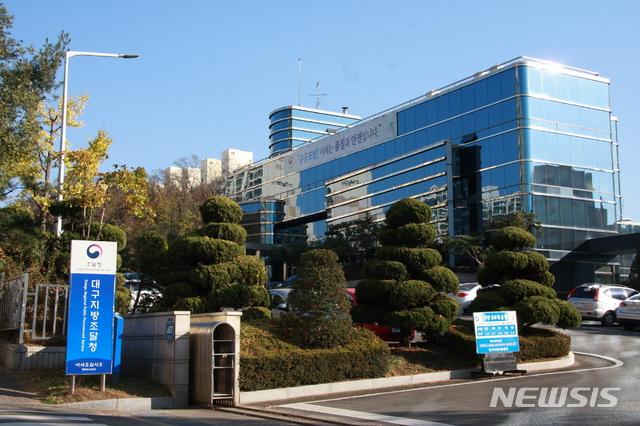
[308,81,328,109]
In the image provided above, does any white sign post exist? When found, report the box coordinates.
[66,240,118,391]
[473,311,525,377]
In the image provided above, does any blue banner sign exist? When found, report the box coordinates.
[66,240,118,375]
[473,311,520,354]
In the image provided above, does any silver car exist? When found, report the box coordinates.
[567,284,639,326]
[616,293,640,331]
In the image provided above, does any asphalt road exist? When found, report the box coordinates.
[2,322,637,425]
[260,322,640,425]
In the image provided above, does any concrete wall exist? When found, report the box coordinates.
[0,341,65,370]
[121,311,191,408]
[121,310,242,408]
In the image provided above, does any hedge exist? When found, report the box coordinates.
[422,320,570,366]
[239,319,571,392]
[516,327,571,362]
[239,327,390,391]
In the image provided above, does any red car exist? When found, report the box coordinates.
[345,288,416,343]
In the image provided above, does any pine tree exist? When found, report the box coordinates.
[281,249,354,349]
[469,226,582,329]
[351,198,460,347]
[156,196,270,313]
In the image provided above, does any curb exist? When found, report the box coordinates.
[58,396,173,411]
[56,353,576,411]
[239,352,576,405]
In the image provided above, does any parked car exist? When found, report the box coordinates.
[269,287,415,343]
[446,282,482,315]
[345,288,416,343]
[615,293,640,331]
[567,283,639,326]
[269,288,291,317]
[268,275,298,289]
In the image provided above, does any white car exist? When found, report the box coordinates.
[448,282,482,314]
[615,293,640,331]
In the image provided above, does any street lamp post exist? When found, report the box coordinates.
[56,51,139,236]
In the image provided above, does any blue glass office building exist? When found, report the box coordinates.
[227,57,626,291]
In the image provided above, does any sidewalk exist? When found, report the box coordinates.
[0,368,41,405]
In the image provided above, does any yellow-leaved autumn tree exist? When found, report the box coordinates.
[62,128,152,239]
[18,93,89,232]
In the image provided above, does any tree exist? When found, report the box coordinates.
[280,249,354,349]
[141,157,216,243]
[442,212,543,269]
[442,233,488,267]
[0,6,69,199]
[20,94,89,232]
[468,226,582,330]
[155,196,270,313]
[269,237,316,280]
[323,212,382,270]
[57,128,151,238]
[489,212,543,234]
[351,198,459,347]
[0,204,42,273]
[127,230,167,313]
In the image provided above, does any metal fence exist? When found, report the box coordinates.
[0,273,68,344]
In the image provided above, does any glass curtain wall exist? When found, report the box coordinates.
[228,59,619,259]
[519,65,616,259]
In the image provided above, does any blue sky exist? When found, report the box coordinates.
[5,1,640,220]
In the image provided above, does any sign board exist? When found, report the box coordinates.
[473,311,520,354]
[165,318,175,343]
[284,112,397,174]
[65,240,118,375]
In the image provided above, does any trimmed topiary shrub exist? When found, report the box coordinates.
[199,196,244,224]
[471,225,581,331]
[91,223,127,251]
[351,279,394,306]
[192,238,246,264]
[235,255,268,286]
[490,226,536,251]
[364,259,408,281]
[514,296,561,327]
[388,280,435,309]
[403,248,442,275]
[197,223,247,244]
[429,293,459,321]
[498,279,557,305]
[156,197,270,313]
[397,223,437,248]
[419,266,459,293]
[189,263,239,291]
[160,282,198,301]
[553,299,583,329]
[354,197,460,346]
[385,198,432,229]
[211,283,271,311]
[467,289,508,312]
